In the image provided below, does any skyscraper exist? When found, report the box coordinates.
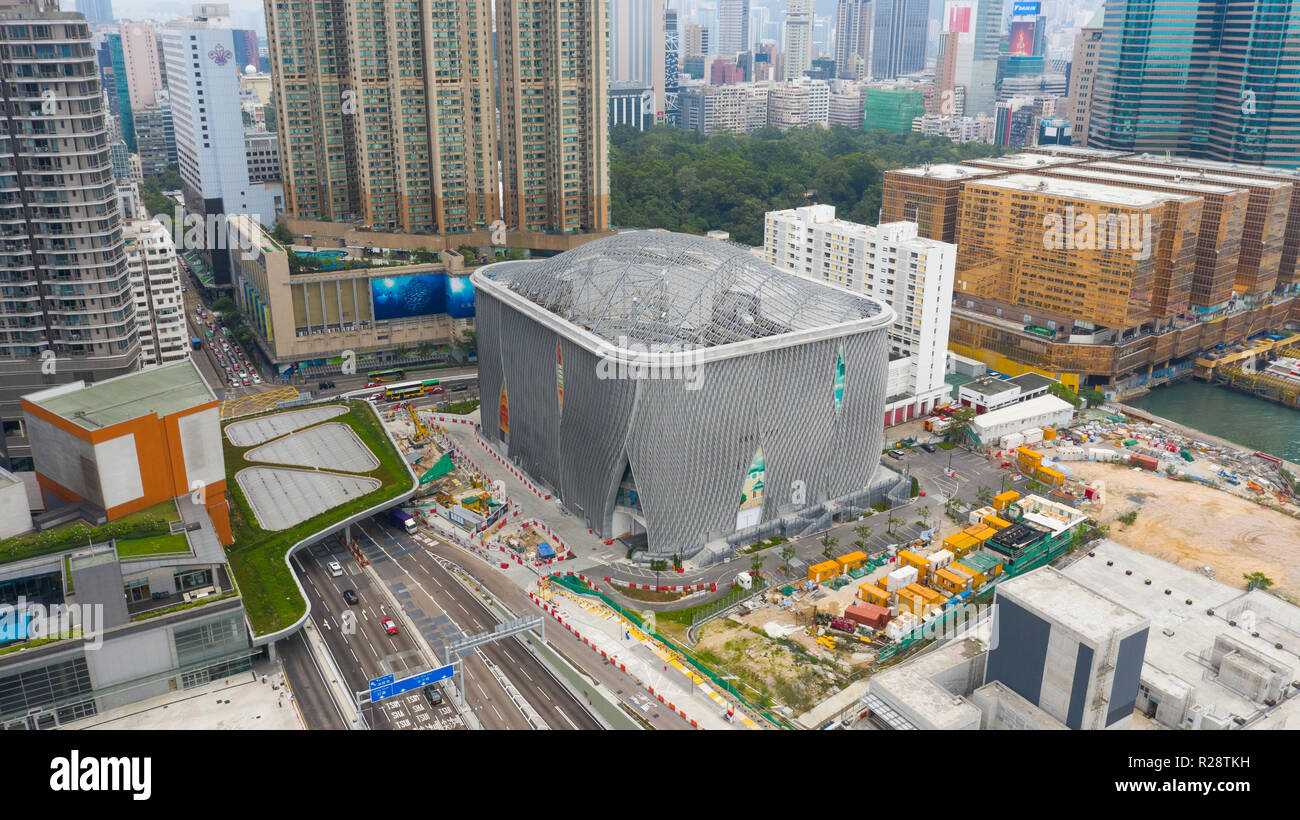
[100,33,135,151]
[163,4,280,286]
[231,28,258,71]
[871,0,927,80]
[0,0,138,471]
[1065,8,1103,147]
[119,22,163,108]
[716,0,750,59]
[937,0,999,116]
[611,0,663,87]
[684,23,709,57]
[498,0,611,233]
[1089,0,1300,169]
[834,0,872,80]
[665,8,680,124]
[265,0,499,233]
[74,0,112,25]
[783,0,814,81]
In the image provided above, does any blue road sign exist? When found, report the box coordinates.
[368,665,454,704]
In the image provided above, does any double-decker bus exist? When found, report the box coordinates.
[381,379,443,401]
[367,368,406,384]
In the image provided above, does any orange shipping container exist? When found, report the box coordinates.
[835,550,868,571]
[949,561,985,587]
[943,532,979,558]
[897,550,931,578]
[984,514,1012,530]
[1043,427,1057,440]
[993,490,1020,511]
[809,560,840,583]
[858,583,891,605]
[934,567,973,594]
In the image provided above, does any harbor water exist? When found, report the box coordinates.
[1128,379,1300,462]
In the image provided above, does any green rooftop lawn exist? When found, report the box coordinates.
[115,532,191,558]
[222,400,414,637]
[0,499,180,566]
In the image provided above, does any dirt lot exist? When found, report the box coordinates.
[692,616,852,714]
[1069,461,1300,600]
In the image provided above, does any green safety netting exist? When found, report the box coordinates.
[419,452,455,485]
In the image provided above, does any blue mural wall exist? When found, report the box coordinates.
[371,273,475,321]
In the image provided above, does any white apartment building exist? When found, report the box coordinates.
[162,3,280,288]
[123,218,188,367]
[678,82,770,134]
[764,205,956,426]
[912,113,995,143]
[767,78,829,130]
[782,0,814,81]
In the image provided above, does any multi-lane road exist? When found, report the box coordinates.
[288,523,603,730]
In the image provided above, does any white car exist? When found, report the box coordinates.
[327,561,343,577]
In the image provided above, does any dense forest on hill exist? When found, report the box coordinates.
[610,125,1009,245]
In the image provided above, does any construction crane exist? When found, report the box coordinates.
[408,405,429,444]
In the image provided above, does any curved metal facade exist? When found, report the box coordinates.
[474,233,893,558]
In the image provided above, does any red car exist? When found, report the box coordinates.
[382,618,399,635]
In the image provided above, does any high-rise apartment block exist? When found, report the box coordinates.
[497,0,610,233]
[678,82,771,134]
[833,0,871,80]
[265,0,498,234]
[118,21,162,109]
[122,219,187,367]
[0,1,138,471]
[782,0,813,81]
[765,206,956,424]
[767,79,829,130]
[1088,0,1300,169]
[1065,8,1102,147]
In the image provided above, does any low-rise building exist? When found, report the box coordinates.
[968,394,1074,446]
[958,372,1056,414]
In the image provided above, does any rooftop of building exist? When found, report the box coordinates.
[1007,371,1056,393]
[969,173,1198,207]
[1034,164,1243,196]
[0,467,17,489]
[962,375,1020,397]
[1062,539,1300,726]
[473,230,893,354]
[769,207,955,249]
[887,162,1003,181]
[963,153,1082,171]
[1125,152,1300,182]
[969,394,1074,429]
[868,635,989,730]
[22,358,215,431]
[995,565,1149,643]
[1088,160,1290,191]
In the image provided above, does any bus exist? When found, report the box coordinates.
[367,368,406,384]
[381,379,443,401]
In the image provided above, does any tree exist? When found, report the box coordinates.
[779,545,795,574]
[1046,381,1082,408]
[853,524,871,547]
[944,406,977,445]
[1080,387,1107,408]
[917,505,932,528]
[649,559,669,589]
[749,554,764,580]
[976,485,993,506]
[270,221,294,245]
[1243,572,1274,591]
[820,535,838,561]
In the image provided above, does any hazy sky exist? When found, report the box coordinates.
[107,0,267,34]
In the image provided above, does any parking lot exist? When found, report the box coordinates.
[892,442,1023,509]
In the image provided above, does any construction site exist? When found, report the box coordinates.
[1195,332,1300,409]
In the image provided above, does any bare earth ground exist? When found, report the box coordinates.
[1069,461,1300,601]
[692,617,850,714]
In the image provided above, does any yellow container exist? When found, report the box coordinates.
[858,583,890,605]
[949,561,985,587]
[897,550,931,578]
[993,490,1021,511]
[1043,427,1058,440]
[835,550,868,572]
[943,532,979,558]
[905,583,945,605]
[984,514,1012,530]
[808,560,840,583]
[895,587,927,615]
[934,567,973,594]
[1035,466,1065,487]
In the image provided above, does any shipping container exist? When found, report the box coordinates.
[943,531,979,557]
[969,506,996,526]
[835,550,868,572]
[1129,453,1160,471]
[934,567,974,594]
[1000,432,1025,449]
[844,602,891,630]
[858,583,891,606]
[808,560,840,583]
[993,490,1020,511]
[984,514,1012,530]
[885,565,919,591]
[929,549,954,570]
[896,550,930,578]
[1022,427,1044,444]
[1042,427,1057,440]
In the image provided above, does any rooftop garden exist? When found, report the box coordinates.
[0,499,181,567]
[222,399,414,637]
